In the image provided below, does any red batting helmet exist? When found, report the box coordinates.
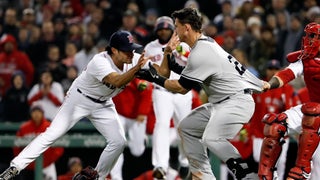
[154,16,174,32]
[299,22,320,59]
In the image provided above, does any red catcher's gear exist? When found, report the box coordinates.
[258,113,288,180]
[299,22,320,60]
[288,102,320,180]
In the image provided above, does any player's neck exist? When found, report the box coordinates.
[111,55,124,70]
[188,32,202,48]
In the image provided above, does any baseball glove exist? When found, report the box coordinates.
[72,166,99,180]
[136,63,167,87]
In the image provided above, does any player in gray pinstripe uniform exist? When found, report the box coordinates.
[137,8,264,180]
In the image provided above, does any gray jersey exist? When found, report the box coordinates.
[181,36,262,103]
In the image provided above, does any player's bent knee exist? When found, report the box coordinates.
[108,137,126,149]
[301,102,320,130]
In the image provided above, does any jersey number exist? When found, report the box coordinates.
[228,55,246,75]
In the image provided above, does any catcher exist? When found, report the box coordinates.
[259,22,320,180]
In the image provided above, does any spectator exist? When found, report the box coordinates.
[2,8,19,39]
[74,33,98,73]
[20,8,37,31]
[61,41,78,67]
[234,0,255,22]
[29,21,65,72]
[96,39,108,53]
[143,8,159,38]
[40,45,67,83]
[249,26,277,76]
[97,0,122,39]
[282,13,304,65]
[273,11,289,62]
[221,30,237,53]
[66,22,83,50]
[82,0,98,25]
[237,15,262,59]
[58,157,83,180]
[120,9,148,45]
[27,70,64,121]
[25,26,42,73]
[61,65,78,94]
[2,71,30,122]
[13,102,64,180]
[231,48,259,78]
[202,22,219,40]
[0,34,34,96]
[214,0,234,32]
[53,18,68,54]
[86,20,102,43]
[17,27,30,52]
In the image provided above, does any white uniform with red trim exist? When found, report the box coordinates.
[276,60,320,180]
[9,51,142,180]
[144,40,192,171]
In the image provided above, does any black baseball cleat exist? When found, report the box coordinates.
[179,166,190,179]
[0,166,19,180]
[153,167,166,179]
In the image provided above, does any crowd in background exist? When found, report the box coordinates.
[0,0,319,179]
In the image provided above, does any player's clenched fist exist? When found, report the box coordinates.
[262,81,271,92]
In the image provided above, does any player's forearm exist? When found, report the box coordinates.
[159,51,171,78]
[268,76,283,89]
[269,68,295,89]
[106,66,140,88]
[164,80,189,94]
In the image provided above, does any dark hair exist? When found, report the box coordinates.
[106,46,113,55]
[171,7,202,32]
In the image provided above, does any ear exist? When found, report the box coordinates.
[111,47,118,54]
[185,24,191,32]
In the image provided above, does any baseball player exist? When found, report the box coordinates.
[259,22,320,180]
[0,30,148,180]
[110,78,153,180]
[143,16,192,179]
[250,59,300,180]
[137,8,264,180]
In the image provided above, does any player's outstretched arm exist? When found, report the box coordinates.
[136,63,189,94]
[103,52,148,88]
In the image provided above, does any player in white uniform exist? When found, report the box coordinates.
[144,16,192,179]
[0,30,148,180]
[137,8,264,180]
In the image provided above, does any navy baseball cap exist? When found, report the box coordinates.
[109,30,142,52]
[266,59,281,69]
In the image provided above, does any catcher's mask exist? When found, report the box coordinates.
[299,22,320,59]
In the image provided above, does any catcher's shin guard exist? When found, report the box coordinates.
[288,102,320,180]
[258,113,288,180]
